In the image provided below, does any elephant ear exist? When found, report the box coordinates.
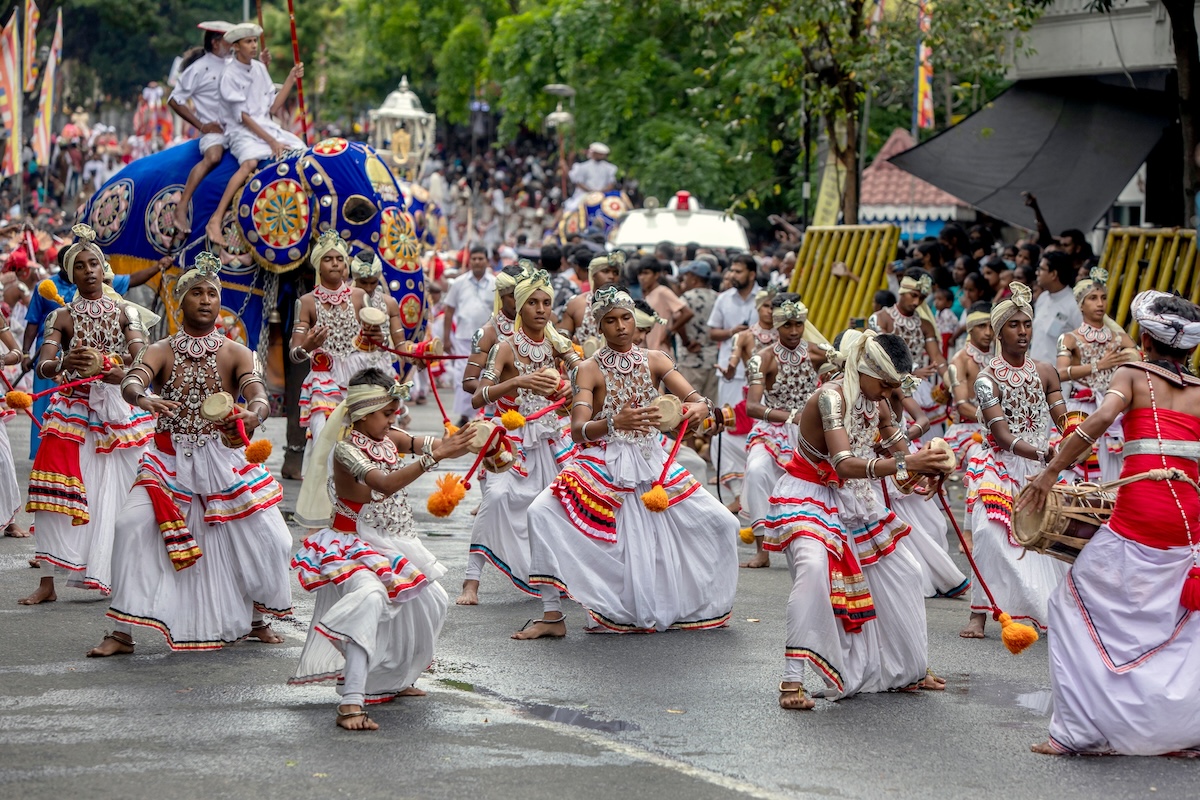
[235,155,313,273]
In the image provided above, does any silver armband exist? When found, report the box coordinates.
[470,327,486,355]
[817,389,845,430]
[421,437,434,457]
[745,354,764,386]
[480,343,501,382]
[974,376,1000,410]
[829,449,854,468]
[124,304,146,334]
[879,429,905,449]
[1048,398,1066,411]
[120,372,146,394]
[1056,333,1070,357]
[334,441,375,482]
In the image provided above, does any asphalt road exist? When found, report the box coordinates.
[0,405,1193,800]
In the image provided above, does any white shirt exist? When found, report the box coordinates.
[1031,286,1082,364]
[170,52,229,126]
[444,270,496,341]
[707,287,758,367]
[568,159,617,194]
[219,58,277,131]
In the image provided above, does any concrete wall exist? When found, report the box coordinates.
[1012,0,1195,79]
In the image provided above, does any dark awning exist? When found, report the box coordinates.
[888,78,1174,232]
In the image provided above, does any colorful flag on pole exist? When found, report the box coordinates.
[31,9,60,167]
[914,1,935,130]
[0,12,21,177]
[22,0,39,92]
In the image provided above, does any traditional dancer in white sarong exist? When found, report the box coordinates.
[741,293,824,568]
[0,306,28,539]
[765,330,949,708]
[558,251,622,347]
[714,290,777,516]
[456,268,580,605]
[943,302,994,467]
[292,369,472,730]
[461,263,526,404]
[870,270,949,438]
[514,287,738,638]
[1020,290,1200,757]
[293,232,369,452]
[87,253,292,656]
[20,225,154,605]
[1054,268,1137,483]
[960,283,1069,639]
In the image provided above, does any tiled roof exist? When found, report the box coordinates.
[864,128,967,207]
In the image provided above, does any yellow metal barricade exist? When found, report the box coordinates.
[1100,228,1199,329]
[789,225,901,336]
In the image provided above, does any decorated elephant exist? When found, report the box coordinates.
[557,189,631,243]
[81,138,428,351]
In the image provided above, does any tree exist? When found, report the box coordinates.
[1088,0,1199,226]
[690,0,1047,223]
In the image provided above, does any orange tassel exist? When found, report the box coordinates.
[997,612,1039,654]
[443,422,459,436]
[245,439,272,464]
[38,279,65,306]
[426,473,466,518]
[641,484,669,513]
[739,527,755,544]
[1181,566,1200,611]
[970,432,984,444]
[500,409,526,430]
[5,390,32,409]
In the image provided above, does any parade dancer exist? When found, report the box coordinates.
[88,252,292,656]
[206,22,305,246]
[713,290,777,516]
[1055,268,1137,483]
[764,330,948,708]
[558,251,622,345]
[741,293,825,568]
[456,269,580,605]
[460,263,526,402]
[20,226,154,605]
[1020,290,1200,756]
[0,308,27,538]
[516,287,738,638]
[293,231,367,451]
[944,303,994,466]
[960,283,1069,639]
[292,369,473,730]
[443,245,496,427]
[870,270,949,438]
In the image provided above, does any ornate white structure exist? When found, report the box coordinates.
[368,76,436,182]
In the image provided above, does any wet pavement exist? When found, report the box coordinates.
[0,406,1193,799]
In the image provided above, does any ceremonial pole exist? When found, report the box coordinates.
[286,0,309,145]
[256,0,265,52]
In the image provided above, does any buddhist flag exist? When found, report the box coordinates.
[0,12,21,177]
[22,0,39,92]
[31,9,60,167]
[914,1,934,130]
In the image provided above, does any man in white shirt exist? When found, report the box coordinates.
[1031,250,1082,364]
[565,143,617,212]
[168,21,234,237]
[205,22,304,246]
[442,245,497,425]
[708,255,760,407]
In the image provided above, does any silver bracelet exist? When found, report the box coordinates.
[607,416,616,438]
[482,386,491,403]
[418,454,437,471]
[865,458,879,480]
[290,346,310,363]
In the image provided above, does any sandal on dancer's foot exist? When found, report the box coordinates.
[335,705,379,732]
[246,622,285,644]
[778,681,815,710]
[87,631,135,658]
[511,614,566,640]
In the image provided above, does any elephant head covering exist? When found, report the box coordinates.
[63,224,106,280]
[174,251,223,300]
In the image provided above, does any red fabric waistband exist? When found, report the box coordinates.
[1110,454,1200,549]
[154,433,175,455]
[331,513,357,533]
[783,454,843,488]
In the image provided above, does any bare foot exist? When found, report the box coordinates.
[959,613,986,639]
[512,615,566,640]
[778,682,816,710]
[246,623,285,643]
[470,504,480,517]
[1030,741,1058,756]
[17,577,56,605]
[396,686,426,697]
[455,580,479,606]
[725,498,742,515]
[3,522,30,538]
[205,216,226,247]
[919,669,947,690]
[336,705,379,732]
[86,631,135,658]
[28,558,40,568]
[171,208,192,238]
[959,529,973,554]
[741,551,770,569]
